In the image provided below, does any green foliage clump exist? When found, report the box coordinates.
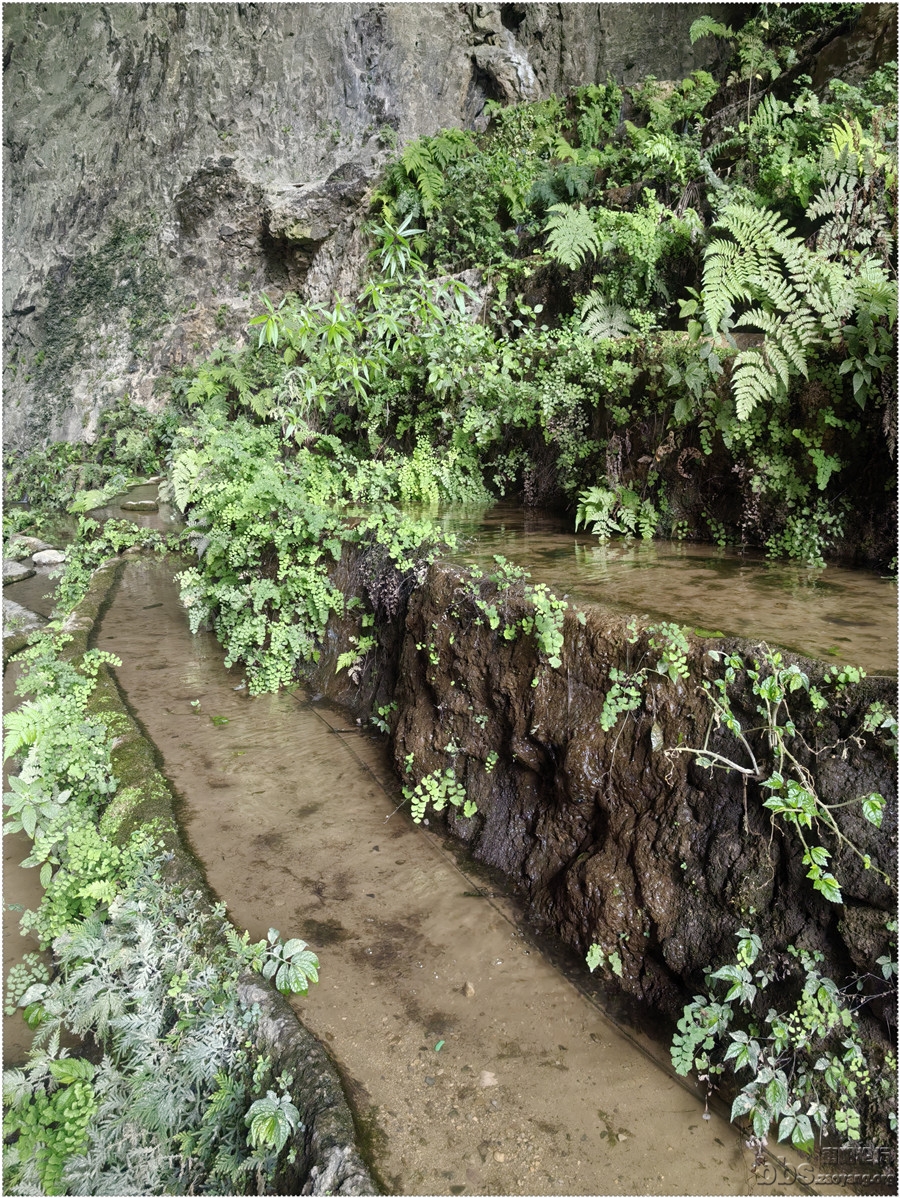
[405,767,476,824]
[3,628,322,1195]
[664,645,892,905]
[671,929,896,1153]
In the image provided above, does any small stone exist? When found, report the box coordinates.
[425,1076,436,1086]
[493,1151,506,1163]
[463,981,476,998]
[617,1132,628,1142]
[32,549,66,565]
[3,560,35,584]
[479,1071,498,1088]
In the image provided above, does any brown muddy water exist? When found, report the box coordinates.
[81,555,818,1197]
[443,505,897,677]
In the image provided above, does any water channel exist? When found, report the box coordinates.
[96,556,757,1195]
[445,504,897,677]
[4,489,891,1194]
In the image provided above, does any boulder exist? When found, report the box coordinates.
[3,559,36,584]
[32,549,67,566]
[7,534,52,558]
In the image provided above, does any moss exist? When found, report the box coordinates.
[33,221,171,432]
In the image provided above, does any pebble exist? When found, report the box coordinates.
[463,981,476,997]
[425,1076,436,1086]
[493,1151,506,1163]
[32,549,66,566]
[479,1070,498,1088]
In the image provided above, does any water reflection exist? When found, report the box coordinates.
[443,503,896,675]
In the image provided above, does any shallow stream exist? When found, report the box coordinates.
[94,557,758,1196]
[4,489,887,1193]
[445,504,896,677]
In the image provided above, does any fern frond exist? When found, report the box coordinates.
[751,92,785,132]
[3,698,55,761]
[428,128,474,168]
[690,15,733,43]
[731,349,780,419]
[399,141,444,216]
[581,291,635,340]
[171,449,202,512]
[544,203,599,271]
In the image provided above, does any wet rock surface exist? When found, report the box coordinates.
[2,559,36,584]
[315,558,896,1021]
[119,499,159,512]
[2,597,46,638]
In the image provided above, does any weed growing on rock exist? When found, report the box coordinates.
[670,927,896,1153]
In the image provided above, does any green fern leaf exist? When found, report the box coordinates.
[171,450,202,512]
[544,203,599,271]
[581,291,635,340]
[689,15,732,43]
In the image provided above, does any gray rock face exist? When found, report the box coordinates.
[32,549,68,566]
[1,2,733,450]
[3,597,47,637]
[3,559,36,584]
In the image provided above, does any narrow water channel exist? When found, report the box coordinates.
[444,504,896,676]
[90,556,762,1196]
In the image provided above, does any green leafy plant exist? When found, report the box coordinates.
[405,768,476,823]
[671,929,895,1151]
[665,645,892,904]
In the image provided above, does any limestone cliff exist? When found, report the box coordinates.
[3,2,732,449]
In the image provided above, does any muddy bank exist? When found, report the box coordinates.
[313,556,896,1023]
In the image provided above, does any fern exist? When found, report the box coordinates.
[689,15,733,44]
[3,697,61,761]
[544,203,599,270]
[185,348,271,417]
[580,291,635,340]
[171,448,202,512]
[399,141,444,217]
[700,202,870,418]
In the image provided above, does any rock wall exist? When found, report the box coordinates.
[3,1,733,449]
[315,557,897,1020]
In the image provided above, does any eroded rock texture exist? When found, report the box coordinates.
[3,1,730,448]
[316,559,896,1018]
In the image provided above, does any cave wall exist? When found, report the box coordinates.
[3,1,734,449]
